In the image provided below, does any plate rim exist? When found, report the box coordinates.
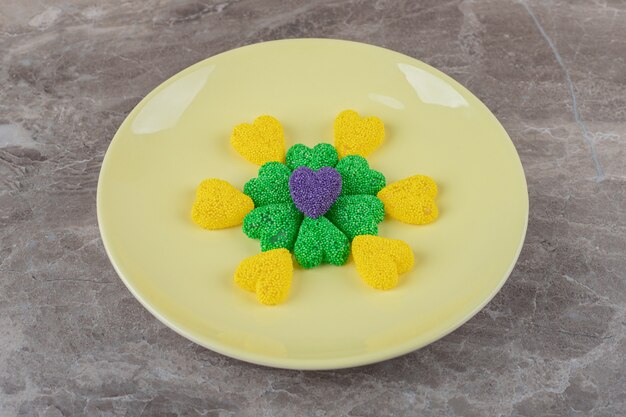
[97,38,529,370]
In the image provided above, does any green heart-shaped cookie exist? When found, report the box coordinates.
[325,195,385,240]
[243,162,292,207]
[293,217,350,268]
[286,143,339,171]
[243,203,303,251]
[335,155,386,195]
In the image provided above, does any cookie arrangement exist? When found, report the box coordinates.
[191,110,439,305]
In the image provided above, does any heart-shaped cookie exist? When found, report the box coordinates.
[325,195,385,240]
[293,217,350,268]
[377,175,438,224]
[242,203,303,251]
[285,143,338,170]
[191,179,254,229]
[244,162,292,207]
[351,235,414,290]
[231,115,286,165]
[335,155,386,196]
[289,166,342,219]
[234,248,293,305]
[334,110,385,158]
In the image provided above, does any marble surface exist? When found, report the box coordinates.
[1,0,625,415]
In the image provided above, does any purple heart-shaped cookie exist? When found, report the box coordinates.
[289,166,342,219]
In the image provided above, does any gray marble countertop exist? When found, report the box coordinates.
[1,1,625,416]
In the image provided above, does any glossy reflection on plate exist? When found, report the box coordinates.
[97,39,528,370]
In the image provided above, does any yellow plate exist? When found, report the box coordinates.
[97,39,528,370]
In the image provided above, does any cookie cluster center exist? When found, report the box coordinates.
[288,166,342,219]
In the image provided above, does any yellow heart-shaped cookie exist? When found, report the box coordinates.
[191,179,254,229]
[377,175,438,225]
[334,110,385,158]
[234,249,293,305]
[230,115,285,165]
[352,235,414,290]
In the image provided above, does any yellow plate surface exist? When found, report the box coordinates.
[97,39,528,370]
